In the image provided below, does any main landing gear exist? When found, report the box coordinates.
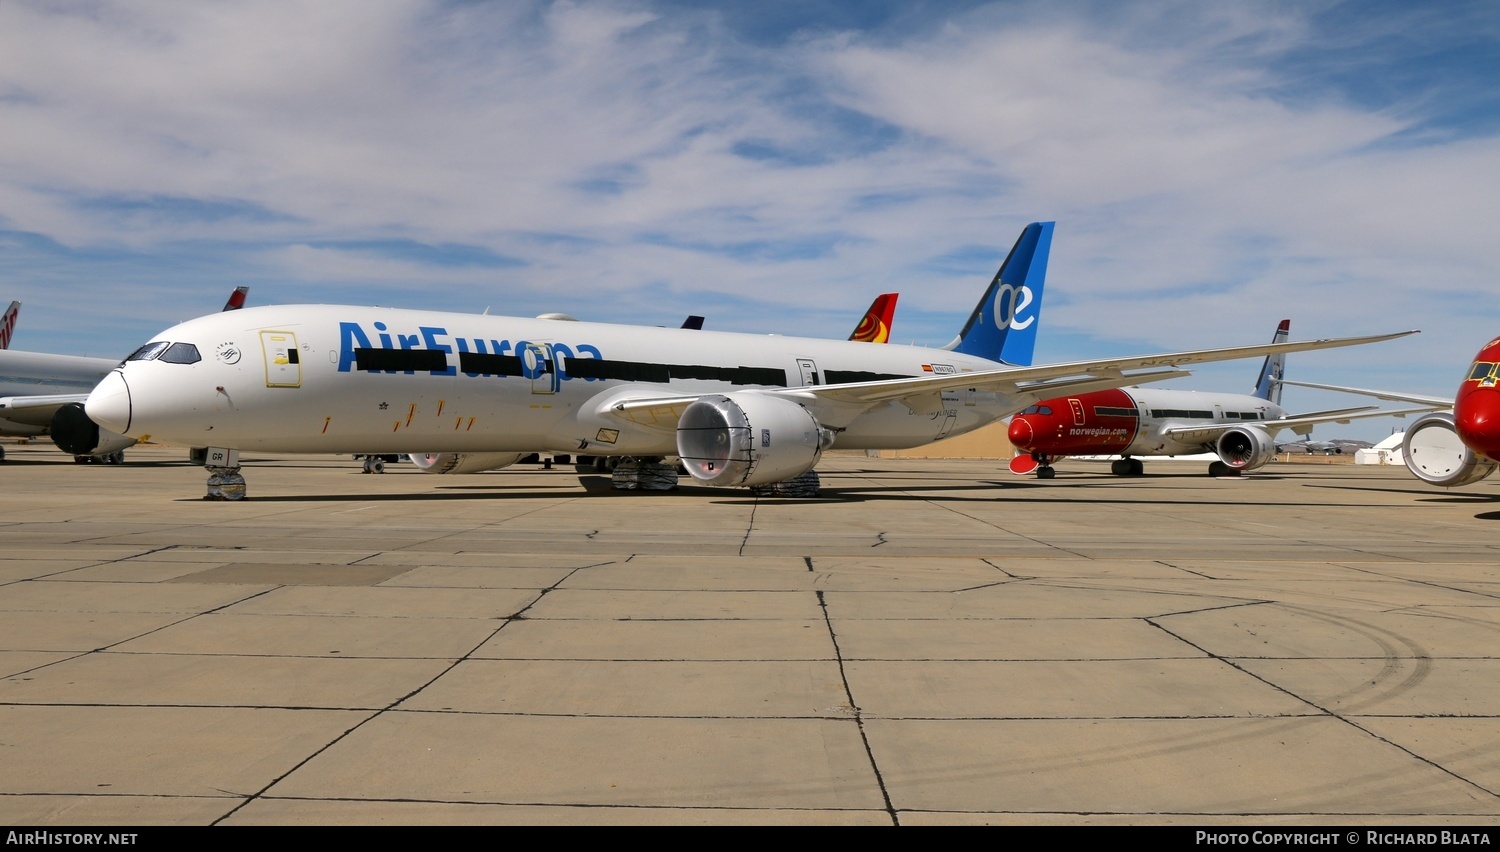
[356,454,400,473]
[1110,458,1144,476]
[1207,461,1241,477]
[607,456,681,491]
[749,469,821,497]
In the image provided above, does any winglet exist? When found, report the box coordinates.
[222,287,249,312]
[0,301,17,349]
[950,222,1052,365]
[849,294,898,342]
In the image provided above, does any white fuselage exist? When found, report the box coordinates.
[1121,387,1287,456]
[89,305,1013,454]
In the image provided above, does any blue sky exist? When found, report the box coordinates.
[2,0,1497,441]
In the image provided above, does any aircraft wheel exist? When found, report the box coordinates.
[370,460,385,474]
[1129,458,1144,476]
[1110,459,1130,476]
[0,446,6,462]
[1037,466,1056,479]
[1208,461,1240,477]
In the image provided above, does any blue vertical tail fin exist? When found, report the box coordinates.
[948,221,1052,365]
[1252,319,1290,402]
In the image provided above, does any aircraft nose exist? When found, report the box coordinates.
[1456,393,1500,462]
[85,370,132,434]
[1008,415,1035,450]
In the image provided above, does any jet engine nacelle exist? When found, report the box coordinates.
[1402,411,1498,487]
[676,392,831,487]
[1215,426,1276,472]
[409,452,524,475]
[49,402,136,457]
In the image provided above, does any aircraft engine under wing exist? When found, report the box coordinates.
[677,393,834,487]
[1215,426,1277,472]
[1402,412,1498,487]
[49,402,135,456]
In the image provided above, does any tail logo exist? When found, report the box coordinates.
[0,302,16,349]
[995,284,1036,330]
[850,316,890,343]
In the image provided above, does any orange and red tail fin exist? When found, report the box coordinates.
[849,293,898,343]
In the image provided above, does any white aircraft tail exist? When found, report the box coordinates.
[1252,319,1290,403]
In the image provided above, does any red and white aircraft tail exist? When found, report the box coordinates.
[0,301,17,349]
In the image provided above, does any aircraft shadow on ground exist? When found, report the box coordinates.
[1302,482,1500,503]
[164,471,1479,510]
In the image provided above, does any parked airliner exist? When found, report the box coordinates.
[1008,320,1436,478]
[1283,335,1500,487]
[82,223,1415,497]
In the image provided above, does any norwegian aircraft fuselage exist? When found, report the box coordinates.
[1008,386,1285,458]
[88,305,1008,454]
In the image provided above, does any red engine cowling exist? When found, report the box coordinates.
[1402,412,1498,487]
[409,452,523,475]
[1215,426,1276,471]
[675,393,831,487]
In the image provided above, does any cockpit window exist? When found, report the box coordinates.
[126,341,171,362]
[1018,405,1053,416]
[158,342,201,364]
[1468,362,1496,382]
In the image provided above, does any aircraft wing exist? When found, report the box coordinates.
[1161,404,1443,440]
[1277,379,1451,408]
[609,329,1418,432]
[0,393,88,427]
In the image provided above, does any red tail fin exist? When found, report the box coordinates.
[848,293,898,343]
[222,287,249,311]
[0,301,18,349]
